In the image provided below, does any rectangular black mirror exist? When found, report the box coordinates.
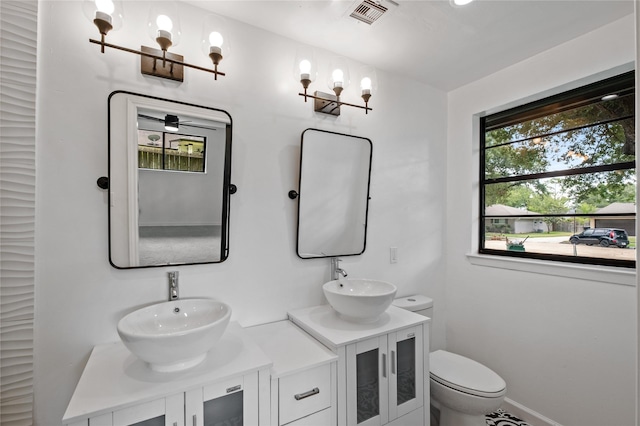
[108,91,233,268]
[295,128,372,258]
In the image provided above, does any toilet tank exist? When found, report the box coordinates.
[392,294,433,318]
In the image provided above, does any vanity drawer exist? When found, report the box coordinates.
[286,407,333,425]
[279,364,331,425]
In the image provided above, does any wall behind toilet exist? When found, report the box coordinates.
[445,15,636,426]
[34,1,447,422]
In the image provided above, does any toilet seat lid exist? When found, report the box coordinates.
[430,350,506,397]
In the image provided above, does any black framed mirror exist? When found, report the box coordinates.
[108,91,233,268]
[294,128,372,259]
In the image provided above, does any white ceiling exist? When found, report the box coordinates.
[188,0,634,91]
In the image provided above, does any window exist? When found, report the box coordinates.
[480,71,635,268]
[137,129,207,173]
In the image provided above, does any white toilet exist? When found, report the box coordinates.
[392,295,507,426]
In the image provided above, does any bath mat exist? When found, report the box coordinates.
[486,408,532,426]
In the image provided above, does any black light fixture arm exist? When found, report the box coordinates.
[89,39,226,78]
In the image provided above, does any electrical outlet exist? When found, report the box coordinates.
[390,247,398,264]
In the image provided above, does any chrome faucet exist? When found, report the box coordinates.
[331,258,348,281]
[168,271,179,301]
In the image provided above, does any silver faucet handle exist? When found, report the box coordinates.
[168,271,179,300]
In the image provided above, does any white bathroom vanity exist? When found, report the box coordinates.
[63,306,429,426]
[62,320,339,426]
[62,322,271,426]
[288,304,430,426]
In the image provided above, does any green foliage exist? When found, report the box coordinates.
[484,93,635,208]
[527,190,569,232]
[577,202,597,214]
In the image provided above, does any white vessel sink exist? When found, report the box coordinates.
[323,279,397,323]
[117,298,231,372]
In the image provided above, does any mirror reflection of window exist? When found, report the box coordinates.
[109,91,232,268]
[137,128,206,173]
[138,130,162,170]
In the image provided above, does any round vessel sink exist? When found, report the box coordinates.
[117,298,231,372]
[323,279,397,323]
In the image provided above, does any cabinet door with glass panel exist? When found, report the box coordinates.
[185,373,259,426]
[79,373,258,426]
[345,326,423,426]
[89,394,184,426]
[388,326,423,421]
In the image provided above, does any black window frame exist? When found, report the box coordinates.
[479,71,635,269]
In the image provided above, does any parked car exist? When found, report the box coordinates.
[569,228,629,248]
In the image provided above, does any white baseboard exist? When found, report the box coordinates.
[502,398,563,426]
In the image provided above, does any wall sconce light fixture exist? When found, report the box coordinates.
[84,0,228,82]
[296,53,376,116]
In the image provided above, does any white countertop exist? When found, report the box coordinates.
[63,322,272,423]
[287,304,430,350]
[245,320,337,378]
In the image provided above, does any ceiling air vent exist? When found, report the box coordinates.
[349,0,392,25]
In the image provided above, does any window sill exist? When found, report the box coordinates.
[466,252,636,287]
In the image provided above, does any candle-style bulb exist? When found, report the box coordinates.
[208,31,224,57]
[332,69,344,87]
[155,14,173,51]
[299,59,312,83]
[361,77,372,94]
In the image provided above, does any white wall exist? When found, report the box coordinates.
[446,15,636,426]
[138,125,226,227]
[33,1,447,423]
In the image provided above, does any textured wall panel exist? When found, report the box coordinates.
[0,320,34,422]
[0,1,37,425]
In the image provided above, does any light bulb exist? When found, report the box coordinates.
[94,0,114,24]
[208,31,224,55]
[209,31,224,47]
[155,14,173,44]
[452,0,474,5]
[361,77,372,96]
[95,0,114,14]
[299,59,311,81]
[299,60,311,74]
[156,14,173,31]
[332,69,344,88]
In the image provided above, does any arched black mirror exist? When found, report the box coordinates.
[108,91,233,268]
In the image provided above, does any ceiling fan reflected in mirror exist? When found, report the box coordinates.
[136,113,219,132]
